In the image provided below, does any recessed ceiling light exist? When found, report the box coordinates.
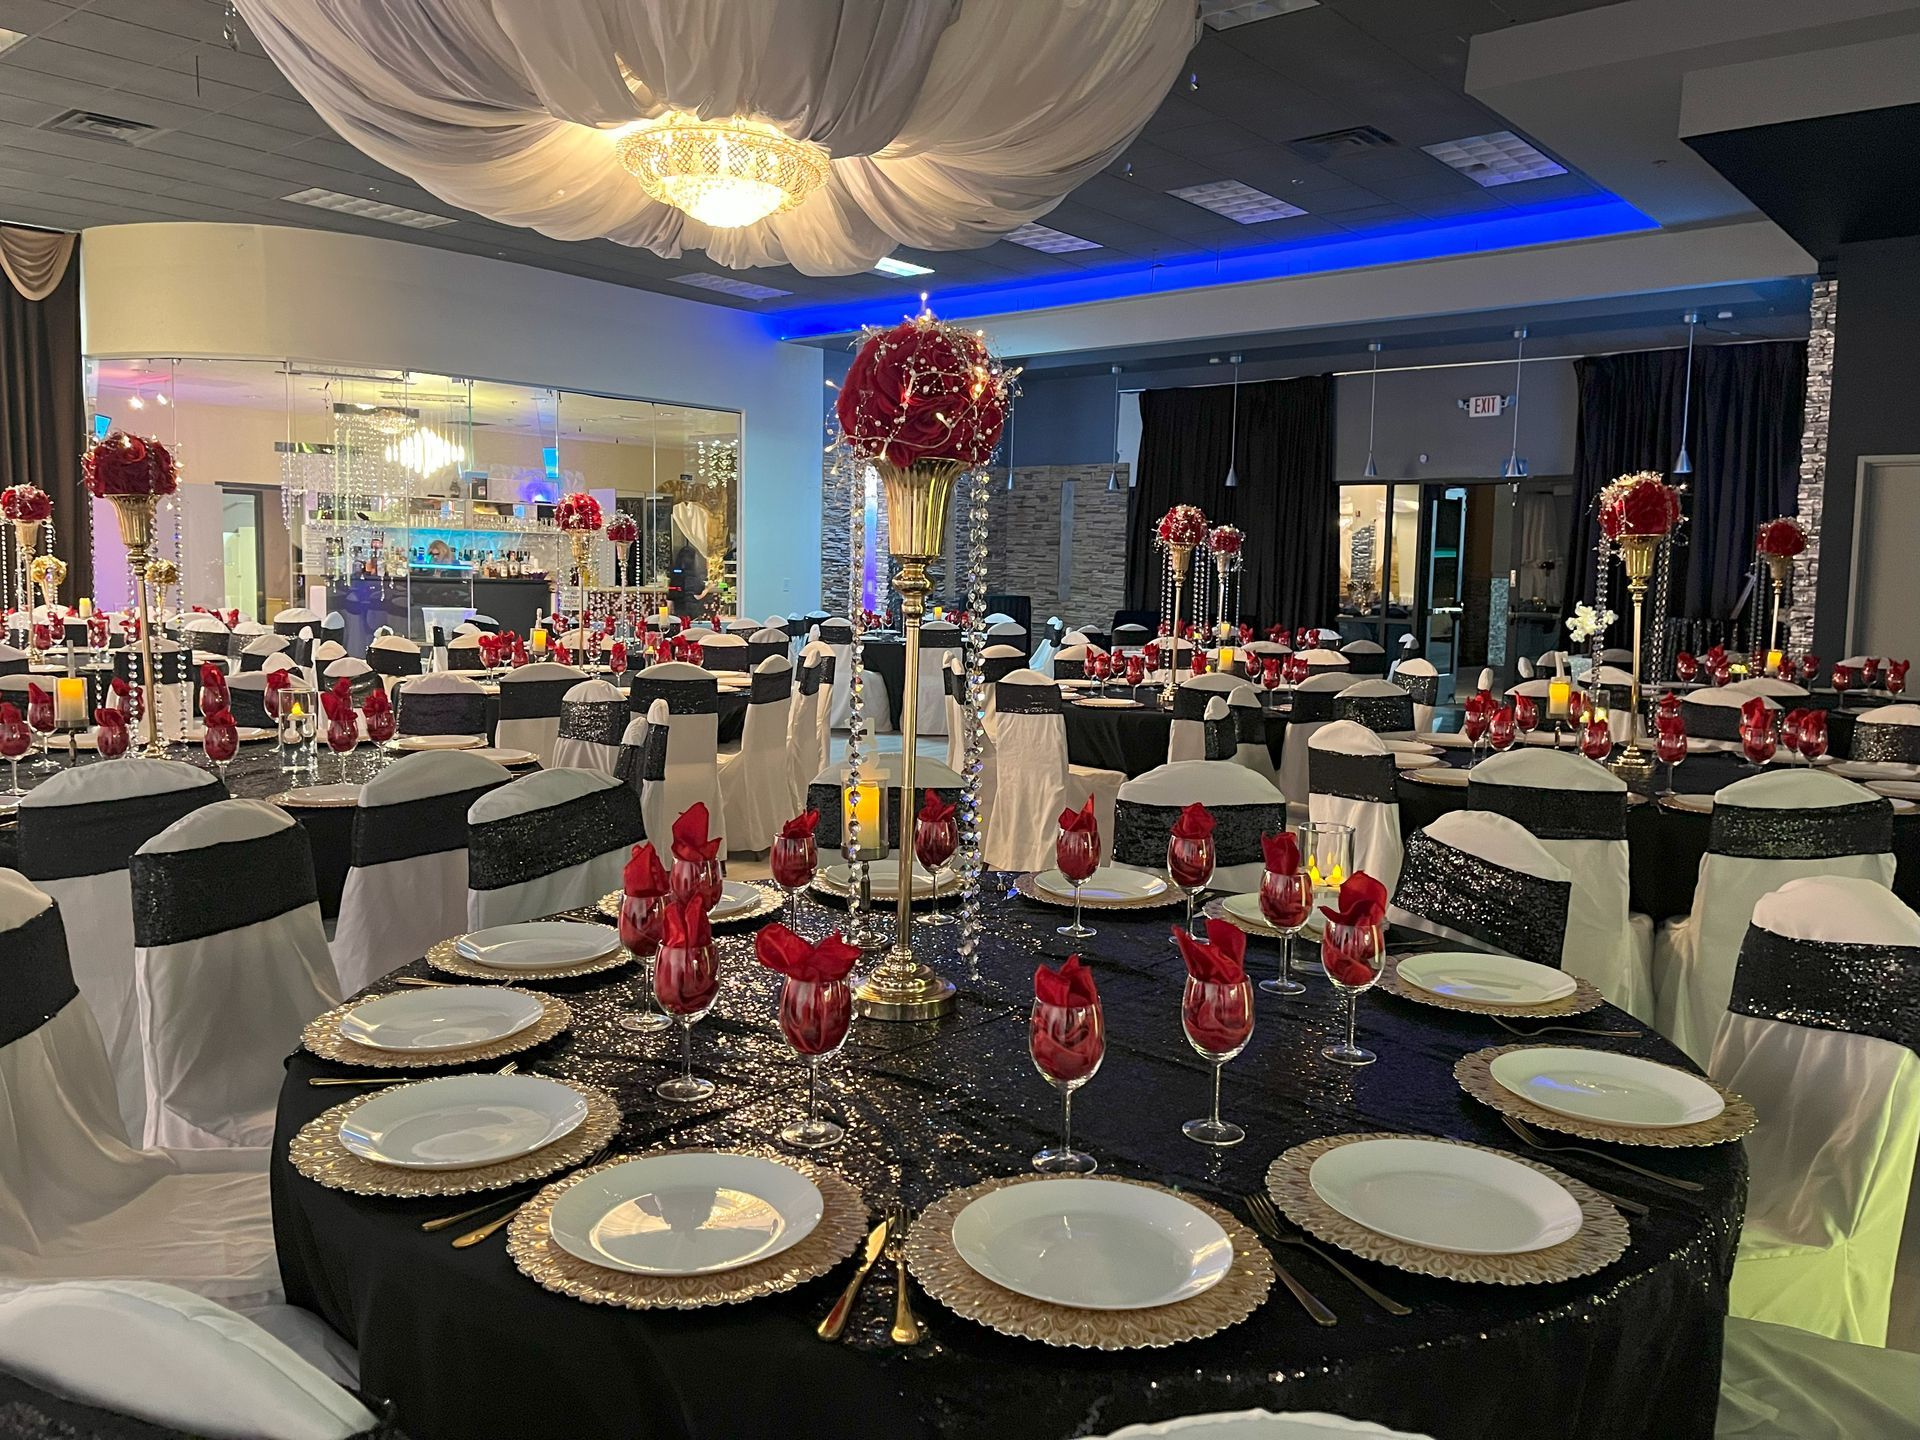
[673,272,793,301]
[873,256,935,278]
[1421,131,1567,188]
[282,187,458,228]
[1167,180,1307,224]
[1004,222,1101,254]
[1199,0,1318,30]
[0,27,27,55]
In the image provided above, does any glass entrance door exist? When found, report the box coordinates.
[1422,486,1467,677]
[220,486,266,621]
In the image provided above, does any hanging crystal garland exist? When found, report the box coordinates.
[840,449,870,903]
[956,460,991,979]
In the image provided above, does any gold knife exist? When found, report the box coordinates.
[816,1214,890,1340]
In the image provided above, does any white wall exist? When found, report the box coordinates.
[79,223,823,618]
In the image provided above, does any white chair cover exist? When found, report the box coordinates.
[15,760,226,1138]
[981,670,1124,874]
[394,670,488,739]
[626,662,723,851]
[0,872,274,1300]
[1727,676,1811,702]
[332,750,512,996]
[1307,720,1403,896]
[1717,1316,1920,1439]
[1680,686,1777,754]
[943,653,967,772]
[1467,748,1654,1020]
[115,639,192,743]
[719,657,794,852]
[365,633,423,688]
[786,643,834,815]
[320,656,378,710]
[1390,657,1440,732]
[1332,677,1418,737]
[746,626,789,669]
[1051,643,1099,681]
[1112,761,1288,894]
[1654,769,1896,1065]
[466,769,644,928]
[549,677,627,774]
[917,619,962,737]
[1294,646,1351,678]
[698,631,751,673]
[1226,684,1279,784]
[818,618,895,733]
[625,700,678,858]
[1387,810,1572,967]
[1279,671,1356,809]
[237,633,290,674]
[1711,876,1920,1345]
[495,661,588,765]
[131,801,340,1150]
[272,607,319,636]
[1168,675,1245,764]
[985,621,1027,656]
[444,631,487,671]
[1851,702,1920,764]
[1340,638,1387,674]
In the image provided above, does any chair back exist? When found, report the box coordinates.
[1112,761,1287,893]
[496,661,588,765]
[467,769,643,928]
[396,671,489,737]
[982,670,1070,872]
[1851,702,1920,764]
[1387,810,1572,967]
[1308,719,1403,893]
[551,678,628,774]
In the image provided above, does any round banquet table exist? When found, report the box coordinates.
[271,889,1743,1440]
[1060,691,1289,777]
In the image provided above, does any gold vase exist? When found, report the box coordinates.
[108,494,166,758]
[855,457,966,1022]
[1764,553,1793,666]
[12,520,36,560]
[1162,543,1192,707]
[1607,534,1660,783]
[568,532,599,590]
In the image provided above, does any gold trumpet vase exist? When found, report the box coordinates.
[855,457,966,1021]
[568,532,599,590]
[108,495,166,758]
[1162,543,1192,707]
[1764,554,1792,666]
[1608,535,1659,783]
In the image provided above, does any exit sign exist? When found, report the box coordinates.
[1464,394,1506,418]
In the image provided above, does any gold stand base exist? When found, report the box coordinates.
[854,944,957,1021]
[1608,745,1656,784]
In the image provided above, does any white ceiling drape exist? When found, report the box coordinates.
[0,225,76,300]
[233,0,1195,274]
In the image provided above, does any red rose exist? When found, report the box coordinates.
[604,513,637,544]
[1755,517,1807,559]
[0,484,51,522]
[554,493,603,533]
[836,316,1008,468]
[84,433,178,499]
[1598,475,1680,540]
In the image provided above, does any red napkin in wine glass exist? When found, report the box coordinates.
[1318,870,1389,930]
[198,662,227,698]
[1261,831,1300,874]
[1738,696,1773,731]
[1174,918,1246,984]
[660,894,712,948]
[1170,802,1214,841]
[1319,871,1389,984]
[919,789,955,826]
[25,682,49,710]
[671,802,722,863]
[1656,690,1682,715]
[1655,710,1687,738]
[361,686,391,717]
[623,841,669,898]
[779,810,820,841]
[1034,954,1099,1009]
[1058,795,1097,833]
[755,923,861,983]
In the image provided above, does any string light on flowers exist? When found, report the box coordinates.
[0,483,51,626]
[1592,470,1683,781]
[555,491,604,590]
[1155,504,1207,704]
[604,511,637,589]
[83,431,179,758]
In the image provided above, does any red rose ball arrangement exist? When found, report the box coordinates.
[1156,504,1209,549]
[604,513,638,544]
[83,432,178,498]
[1755,516,1807,559]
[835,311,1012,469]
[0,484,51,522]
[1597,470,1681,541]
[554,492,603,532]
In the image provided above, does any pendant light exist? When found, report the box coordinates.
[1106,364,1124,492]
[1673,310,1698,475]
[1501,327,1529,481]
[1362,341,1381,479]
[1223,353,1243,488]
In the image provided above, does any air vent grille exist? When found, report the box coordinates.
[43,109,157,144]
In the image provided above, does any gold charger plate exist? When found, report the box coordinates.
[1013,871,1180,912]
[506,1152,866,1310]
[594,883,780,928]
[425,927,635,983]
[1379,955,1604,1018]
[289,1081,619,1198]
[1454,1044,1756,1148]
[1266,1132,1629,1285]
[300,988,571,1069]
[903,1174,1273,1350]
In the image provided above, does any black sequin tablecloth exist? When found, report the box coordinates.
[271,890,1744,1440]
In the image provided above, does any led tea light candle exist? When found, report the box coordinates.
[842,781,884,862]
[54,677,86,727]
[530,628,549,654]
[77,597,92,619]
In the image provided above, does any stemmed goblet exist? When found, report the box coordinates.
[1166,803,1215,944]
[1796,709,1829,765]
[1318,872,1388,1067]
[756,923,859,1151]
[1054,797,1100,940]
[1029,956,1104,1174]
[770,812,819,934]
[1257,865,1311,997]
[24,684,55,773]
[653,897,719,1103]
[615,842,671,1035]
[1655,721,1687,796]
[1487,702,1517,756]
[202,707,238,784]
[1177,919,1254,1147]
[1512,693,1539,744]
[914,789,958,929]
[0,703,30,795]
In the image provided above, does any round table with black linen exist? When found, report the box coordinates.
[271,888,1743,1440]
[1061,692,1289,777]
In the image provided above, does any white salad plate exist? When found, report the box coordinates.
[454,922,619,971]
[391,734,483,751]
[1395,952,1577,1007]
[1032,866,1170,903]
[338,987,546,1054]
[1308,1137,1583,1256]
[337,1073,587,1170]
[468,746,538,766]
[1489,1047,1726,1129]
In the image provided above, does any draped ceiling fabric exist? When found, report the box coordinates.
[1127,377,1337,631]
[233,0,1197,273]
[0,226,75,302]
[0,226,88,600]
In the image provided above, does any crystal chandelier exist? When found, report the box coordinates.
[615,113,829,229]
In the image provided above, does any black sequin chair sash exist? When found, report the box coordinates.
[1335,692,1415,733]
[1,904,78,1048]
[273,618,313,636]
[468,785,644,891]
[747,640,787,668]
[1342,650,1387,675]
[226,688,273,730]
[1392,829,1570,967]
[921,630,964,651]
[797,658,832,697]
[496,678,579,720]
[398,691,488,736]
[0,655,27,676]
[995,684,1061,716]
[1054,659,1086,680]
[1232,706,1265,746]
[1172,687,1222,722]
[984,653,1023,685]
[115,648,189,687]
[702,647,751,673]
[1112,800,1288,869]
[943,666,967,704]
[1710,799,1893,860]
[1730,924,1920,1055]
[351,782,503,867]
[1468,781,1628,842]
[1851,722,1920,765]
[627,676,718,716]
[1288,690,1340,723]
[1203,718,1235,762]
[817,622,853,645]
[750,670,793,705]
[1394,672,1439,707]
[1303,660,1352,679]
[1679,700,1747,742]
[368,647,422,677]
[559,699,628,747]
[130,824,317,948]
[444,646,488,672]
[1310,748,1398,804]
[18,781,227,881]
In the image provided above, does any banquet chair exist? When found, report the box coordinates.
[1535,649,1571,674]
[1169,675,1244,763]
[1587,665,1639,745]
[984,611,1017,626]
[918,619,962,737]
[1226,684,1280,783]
[310,640,347,682]
[1295,646,1351,679]
[495,660,587,766]
[623,700,676,855]
[1653,769,1895,1066]
[747,626,788,669]
[985,621,1028,657]
[1053,643,1098,681]
[271,606,318,638]
[549,677,627,774]
[0,641,26,676]
[237,632,291,674]
[943,654,968,772]
[700,631,751,673]
[333,750,512,996]
[1680,686,1776,755]
[1333,677,1417,736]
[1386,811,1572,967]
[718,657,794,853]
[1111,622,1151,653]
[1308,720,1403,896]
[787,644,834,814]
[1468,748,1653,1019]
[395,671,489,739]
[683,625,717,644]
[224,672,276,730]
[16,759,227,1138]
[130,800,341,1150]
[320,656,379,708]
[1279,671,1357,811]
[1340,638,1386,675]
[1112,761,1288,895]
[983,643,1026,687]
[626,662,723,850]
[1391,657,1441,732]
[365,633,422,689]
[180,615,230,665]
[1849,702,1920,763]
[319,613,347,650]
[1597,646,1634,666]
[1710,876,1920,1346]
[982,670,1124,873]
[114,640,192,743]
[0,872,274,1300]
[1718,1316,1920,1440]
[1029,628,1058,677]
[444,630,487,671]
[0,1280,376,1440]
[467,769,643,928]
[1727,676,1812,703]
[819,618,895,733]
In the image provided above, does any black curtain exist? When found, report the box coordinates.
[0,238,88,599]
[1563,341,1804,634]
[1126,375,1335,630]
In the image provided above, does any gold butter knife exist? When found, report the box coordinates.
[817,1213,890,1340]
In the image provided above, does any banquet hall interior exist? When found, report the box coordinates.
[1,1,1919,1437]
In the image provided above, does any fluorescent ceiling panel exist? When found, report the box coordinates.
[1167,179,1308,224]
[282,187,457,228]
[1422,131,1568,188]
[673,272,793,300]
[1004,222,1102,253]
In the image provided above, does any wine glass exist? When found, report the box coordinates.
[1029,997,1104,1173]
[1800,654,1821,684]
[1740,718,1777,770]
[1580,718,1613,762]
[1675,652,1698,683]
[769,829,818,933]
[608,642,628,678]
[1257,867,1311,997]
[615,893,670,1035]
[202,712,238,783]
[1166,828,1215,944]
[1861,657,1882,690]
[1261,658,1281,707]
[1125,651,1146,692]
[654,922,720,1103]
[93,715,128,761]
[1462,698,1490,765]
[1566,687,1588,736]
[1487,703,1517,755]
[325,714,357,784]
[914,802,958,929]
[24,688,55,773]
[1180,973,1253,1146]
[1797,711,1829,764]
[0,705,29,795]
[1888,663,1909,698]
[1320,918,1383,1066]
[778,975,852,1149]
[669,854,724,910]
[1512,693,1539,743]
[1709,658,1732,687]
[364,701,396,748]
[1054,819,1100,940]
[1831,665,1854,709]
[1189,645,1207,679]
[1655,724,1687,796]
[1778,709,1804,766]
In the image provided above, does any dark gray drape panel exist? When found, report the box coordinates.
[0,241,88,599]
[1126,375,1335,630]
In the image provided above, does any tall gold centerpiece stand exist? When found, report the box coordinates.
[1608,534,1659,783]
[108,495,166,758]
[1764,554,1793,666]
[568,533,600,590]
[1161,542,1192,708]
[14,521,41,663]
[855,457,964,1022]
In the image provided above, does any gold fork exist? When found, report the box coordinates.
[885,1206,922,1346]
[308,1060,518,1088]
[1244,1194,1409,1317]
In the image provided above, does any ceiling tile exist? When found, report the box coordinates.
[37,9,201,63]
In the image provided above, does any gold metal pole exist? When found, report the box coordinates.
[1608,536,1657,783]
[108,496,165,759]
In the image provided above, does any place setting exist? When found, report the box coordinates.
[301,983,572,1072]
[1454,1045,1758,1151]
[1377,950,1606,1019]
[427,920,639,983]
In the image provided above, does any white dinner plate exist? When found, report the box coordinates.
[1489,1047,1725,1129]
[1073,697,1142,709]
[819,862,955,899]
[1031,866,1170,903]
[1308,1138,1583,1256]
[1403,767,1468,787]
[1869,780,1920,801]
[454,922,620,971]
[273,781,362,807]
[338,987,546,1053]
[1420,730,1475,749]
[337,1073,588,1170]
[1395,952,1576,1006]
[710,879,767,921]
[1829,759,1920,782]
[1394,753,1441,770]
[547,1152,823,1276]
[1220,890,1324,936]
[951,1178,1233,1311]
[391,733,483,751]
[469,746,538,767]
[1384,740,1439,756]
